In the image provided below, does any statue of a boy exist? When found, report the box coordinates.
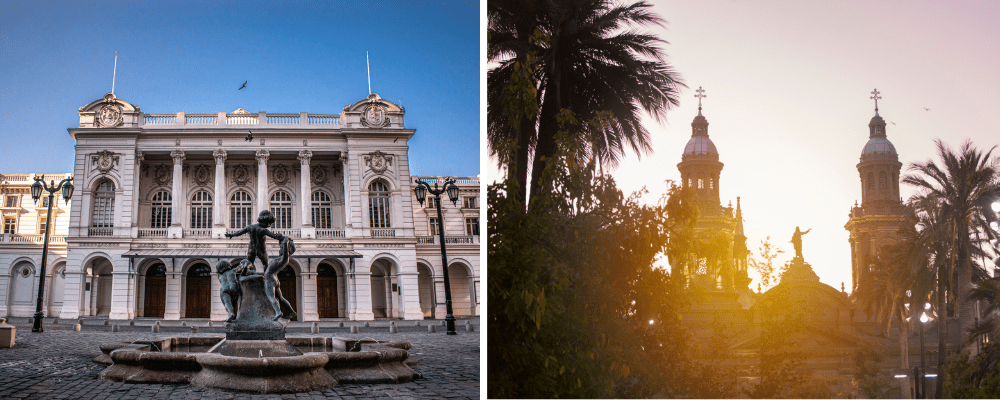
[216,259,249,321]
[225,210,287,273]
[265,237,297,321]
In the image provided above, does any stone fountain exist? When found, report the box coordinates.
[94,212,420,393]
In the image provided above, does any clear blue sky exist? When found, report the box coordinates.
[0,0,480,177]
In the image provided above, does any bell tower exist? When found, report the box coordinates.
[845,89,909,291]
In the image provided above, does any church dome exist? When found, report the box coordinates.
[860,112,897,161]
[683,135,718,156]
[861,137,897,158]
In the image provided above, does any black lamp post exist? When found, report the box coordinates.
[29,176,74,333]
[413,177,460,335]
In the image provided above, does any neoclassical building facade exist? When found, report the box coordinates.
[1,92,480,321]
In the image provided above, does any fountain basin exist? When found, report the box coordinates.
[96,336,421,393]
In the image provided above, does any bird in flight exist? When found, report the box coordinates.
[924,107,930,111]
[890,122,896,125]
[245,131,253,142]
[239,80,248,91]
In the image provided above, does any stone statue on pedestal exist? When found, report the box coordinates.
[790,226,811,259]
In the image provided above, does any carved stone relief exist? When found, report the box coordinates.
[364,151,392,174]
[272,164,289,186]
[154,165,171,186]
[194,165,212,186]
[91,150,120,174]
[233,165,252,187]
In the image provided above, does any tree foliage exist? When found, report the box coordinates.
[749,237,784,292]
[487,127,700,397]
[488,0,684,206]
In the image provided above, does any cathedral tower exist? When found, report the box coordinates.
[845,89,909,291]
[675,87,738,289]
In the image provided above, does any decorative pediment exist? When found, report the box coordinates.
[78,93,141,128]
[342,93,404,129]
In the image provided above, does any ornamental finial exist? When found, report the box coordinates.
[870,88,882,112]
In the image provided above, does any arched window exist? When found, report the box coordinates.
[311,191,332,229]
[270,191,293,229]
[190,191,213,229]
[92,180,115,228]
[150,191,172,228]
[230,191,253,228]
[368,180,391,228]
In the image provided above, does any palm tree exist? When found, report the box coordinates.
[854,230,934,399]
[903,139,1000,355]
[488,0,684,207]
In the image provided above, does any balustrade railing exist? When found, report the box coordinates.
[137,228,168,238]
[267,115,298,125]
[0,234,66,244]
[416,236,434,244]
[271,229,301,238]
[88,227,113,236]
[226,114,259,125]
[444,235,476,244]
[308,115,339,125]
[184,115,218,124]
[144,115,176,125]
[141,112,341,127]
[370,229,396,238]
[184,228,212,238]
[315,229,345,239]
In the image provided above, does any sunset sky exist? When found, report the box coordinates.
[489,0,1000,292]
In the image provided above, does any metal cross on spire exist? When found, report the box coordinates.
[870,88,881,112]
[694,86,707,114]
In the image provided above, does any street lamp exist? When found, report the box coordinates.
[29,176,74,333]
[413,177,460,335]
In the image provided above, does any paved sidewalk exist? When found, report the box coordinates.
[0,319,479,399]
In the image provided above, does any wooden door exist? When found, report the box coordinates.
[278,267,298,321]
[185,264,211,318]
[144,277,165,317]
[317,277,338,318]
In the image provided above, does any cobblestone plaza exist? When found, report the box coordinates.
[0,318,479,399]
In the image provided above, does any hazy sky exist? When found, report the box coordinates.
[489,0,1000,292]
[0,0,479,177]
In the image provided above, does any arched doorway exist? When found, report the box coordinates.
[47,262,66,317]
[143,263,166,317]
[93,259,113,317]
[7,261,35,317]
[278,265,298,321]
[417,263,435,318]
[316,263,339,318]
[448,263,473,317]
[370,260,393,318]
[185,263,211,318]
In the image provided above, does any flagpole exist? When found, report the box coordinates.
[366,51,371,95]
[112,51,118,95]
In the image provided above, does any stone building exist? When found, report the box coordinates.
[844,104,910,291]
[0,173,72,318]
[672,96,750,293]
[0,92,480,321]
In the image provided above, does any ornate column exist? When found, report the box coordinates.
[131,151,144,237]
[298,150,314,238]
[169,150,185,238]
[255,149,270,215]
[341,152,352,233]
[213,149,227,238]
